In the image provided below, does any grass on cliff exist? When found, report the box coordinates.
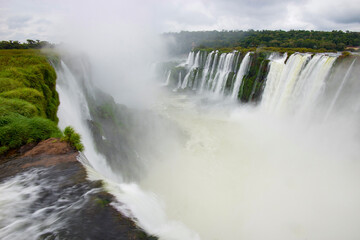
[0,49,62,155]
[61,126,84,152]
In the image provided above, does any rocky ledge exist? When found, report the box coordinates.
[0,138,156,240]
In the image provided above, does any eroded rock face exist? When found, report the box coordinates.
[0,139,156,240]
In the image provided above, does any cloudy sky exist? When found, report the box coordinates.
[0,0,360,42]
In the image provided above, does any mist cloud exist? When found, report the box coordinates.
[1,0,360,41]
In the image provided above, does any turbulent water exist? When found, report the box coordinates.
[79,51,360,240]
[1,50,360,240]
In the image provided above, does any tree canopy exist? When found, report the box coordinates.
[164,30,360,54]
[0,39,54,50]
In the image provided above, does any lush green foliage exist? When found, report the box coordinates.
[0,88,46,116]
[0,39,54,50]
[0,96,39,117]
[0,49,59,122]
[0,49,61,154]
[61,126,84,152]
[0,113,61,154]
[164,30,360,54]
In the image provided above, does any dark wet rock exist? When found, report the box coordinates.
[0,138,157,240]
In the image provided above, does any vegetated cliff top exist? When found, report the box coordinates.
[164,30,360,54]
[0,49,61,155]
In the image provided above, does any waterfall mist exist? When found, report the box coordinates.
[56,0,166,108]
[134,56,360,239]
[50,2,360,239]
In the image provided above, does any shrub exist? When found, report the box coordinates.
[61,126,84,151]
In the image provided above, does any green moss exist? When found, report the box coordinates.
[94,197,111,208]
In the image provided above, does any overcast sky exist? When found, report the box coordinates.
[1,0,360,42]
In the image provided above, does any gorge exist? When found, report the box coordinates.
[1,45,360,240]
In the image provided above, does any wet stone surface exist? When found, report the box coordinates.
[0,139,157,240]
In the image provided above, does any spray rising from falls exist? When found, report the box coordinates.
[150,50,360,240]
[55,56,200,239]
[54,49,360,240]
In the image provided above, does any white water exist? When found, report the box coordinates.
[163,70,171,86]
[173,71,182,92]
[325,58,357,120]
[198,51,215,93]
[136,91,360,240]
[212,52,235,95]
[181,51,201,89]
[12,51,357,240]
[56,61,122,182]
[0,168,99,240]
[231,52,251,99]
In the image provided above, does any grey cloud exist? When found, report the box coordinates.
[7,16,32,29]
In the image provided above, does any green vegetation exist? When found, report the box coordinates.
[0,39,54,50]
[61,126,84,152]
[164,30,360,54]
[0,113,61,154]
[0,49,61,154]
[239,52,269,102]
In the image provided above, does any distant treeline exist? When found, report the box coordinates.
[164,30,360,54]
[0,40,54,49]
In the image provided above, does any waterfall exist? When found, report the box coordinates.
[261,53,311,113]
[56,61,121,182]
[324,58,357,120]
[173,71,182,92]
[163,70,171,86]
[212,52,236,96]
[181,51,201,89]
[231,52,251,99]
[292,54,337,117]
[55,58,200,240]
[198,51,215,93]
[261,53,340,116]
[53,51,359,240]
[207,52,219,90]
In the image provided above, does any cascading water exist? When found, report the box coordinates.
[55,57,201,240]
[198,51,215,93]
[137,52,360,240]
[212,52,235,95]
[231,52,251,99]
[181,51,201,89]
[324,58,357,120]
[3,48,358,240]
[260,52,339,117]
[261,53,311,113]
[163,70,171,86]
[56,61,120,181]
